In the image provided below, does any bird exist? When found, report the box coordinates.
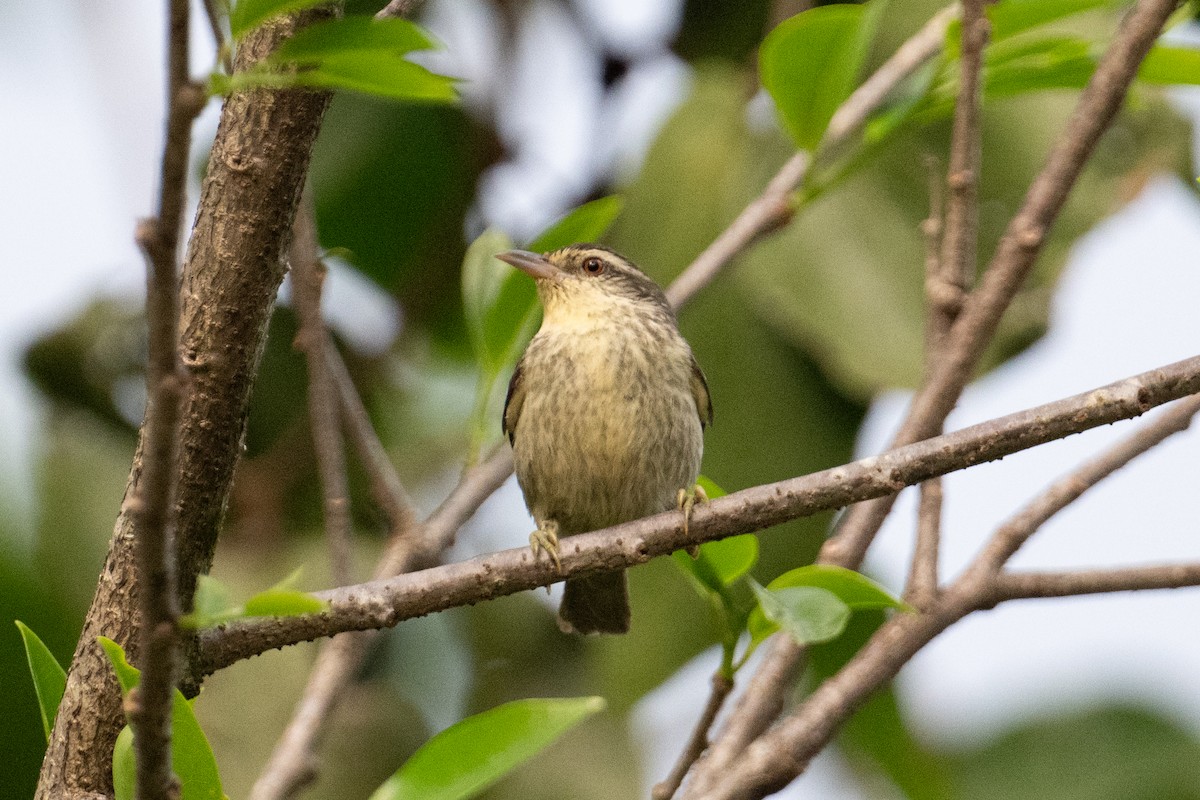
[497,244,712,634]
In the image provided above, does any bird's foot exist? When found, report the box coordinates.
[530,520,562,578]
[677,484,710,557]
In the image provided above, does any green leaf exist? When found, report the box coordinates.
[191,575,234,623]
[462,228,516,373]
[987,0,1110,42]
[984,36,1095,97]
[98,636,141,694]
[15,620,67,741]
[765,564,909,611]
[1139,45,1200,86]
[747,566,907,648]
[98,637,226,800]
[229,0,328,40]
[291,53,457,102]
[269,16,436,62]
[243,588,327,617]
[527,195,625,254]
[243,568,327,617]
[749,580,850,647]
[370,697,605,800]
[113,725,136,800]
[760,3,874,150]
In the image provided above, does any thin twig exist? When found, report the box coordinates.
[196,354,1200,672]
[665,5,957,309]
[652,672,734,800]
[376,0,420,20]
[908,154,950,608]
[201,0,233,74]
[291,192,355,587]
[696,392,1200,800]
[325,339,417,541]
[126,0,204,797]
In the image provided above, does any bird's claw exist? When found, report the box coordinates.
[677,484,709,557]
[530,521,562,585]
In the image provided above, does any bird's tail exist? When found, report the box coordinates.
[558,570,630,635]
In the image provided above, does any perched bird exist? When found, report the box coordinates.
[498,244,712,634]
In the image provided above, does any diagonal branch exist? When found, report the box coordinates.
[698,391,1200,800]
[195,354,1200,673]
[664,5,957,309]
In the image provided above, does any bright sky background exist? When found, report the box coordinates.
[4,2,1199,797]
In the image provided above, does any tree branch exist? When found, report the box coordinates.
[291,192,355,586]
[652,672,734,800]
[195,354,1200,673]
[697,391,1200,800]
[123,0,201,796]
[36,10,335,798]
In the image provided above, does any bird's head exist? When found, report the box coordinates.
[496,244,673,328]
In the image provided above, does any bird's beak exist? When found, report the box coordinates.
[496,250,561,281]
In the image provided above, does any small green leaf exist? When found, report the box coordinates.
[760,3,875,150]
[749,580,850,647]
[98,636,141,694]
[15,620,67,741]
[291,53,457,102]
[527,195,625,254]
[113,725,136,800]
[1139,45,1200,86]
[191,575,234,622]
[229,0,328,40]
[243,588,327,617]
[98,637,226,800]
[269,16,435,62]
[244,568,327,617]
[765,564,909,611]
[370,697,605,800]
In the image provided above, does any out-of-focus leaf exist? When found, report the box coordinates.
[760,4,874,150]
[984,36,1095,97]
[190,575,234,624]
[98,637,225,800]
[378,612,474,734]
[291,54,457,102]
[946,706,1200,800]
[462,228,516,373]
[113,725,135,800]
[14,621,66,741]
[369,697,605,800]
[749,580,850,647]
[986,0,1110,42]
[270,16,435,62]
[229,0,328,40]
[527,196,625,254]
[1139,45,1200,86]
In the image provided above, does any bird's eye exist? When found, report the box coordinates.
[582,257,605,276]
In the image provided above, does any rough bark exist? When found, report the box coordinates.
[35,13,332,799]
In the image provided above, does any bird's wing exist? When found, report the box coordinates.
[502,359,526,445]
[689,356,713,429]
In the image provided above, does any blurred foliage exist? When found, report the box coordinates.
[6,0,1200,798]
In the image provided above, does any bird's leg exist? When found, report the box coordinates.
[677,483,709,557]
[530,518,562,576]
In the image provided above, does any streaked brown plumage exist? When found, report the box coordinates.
[499,244,711,634]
